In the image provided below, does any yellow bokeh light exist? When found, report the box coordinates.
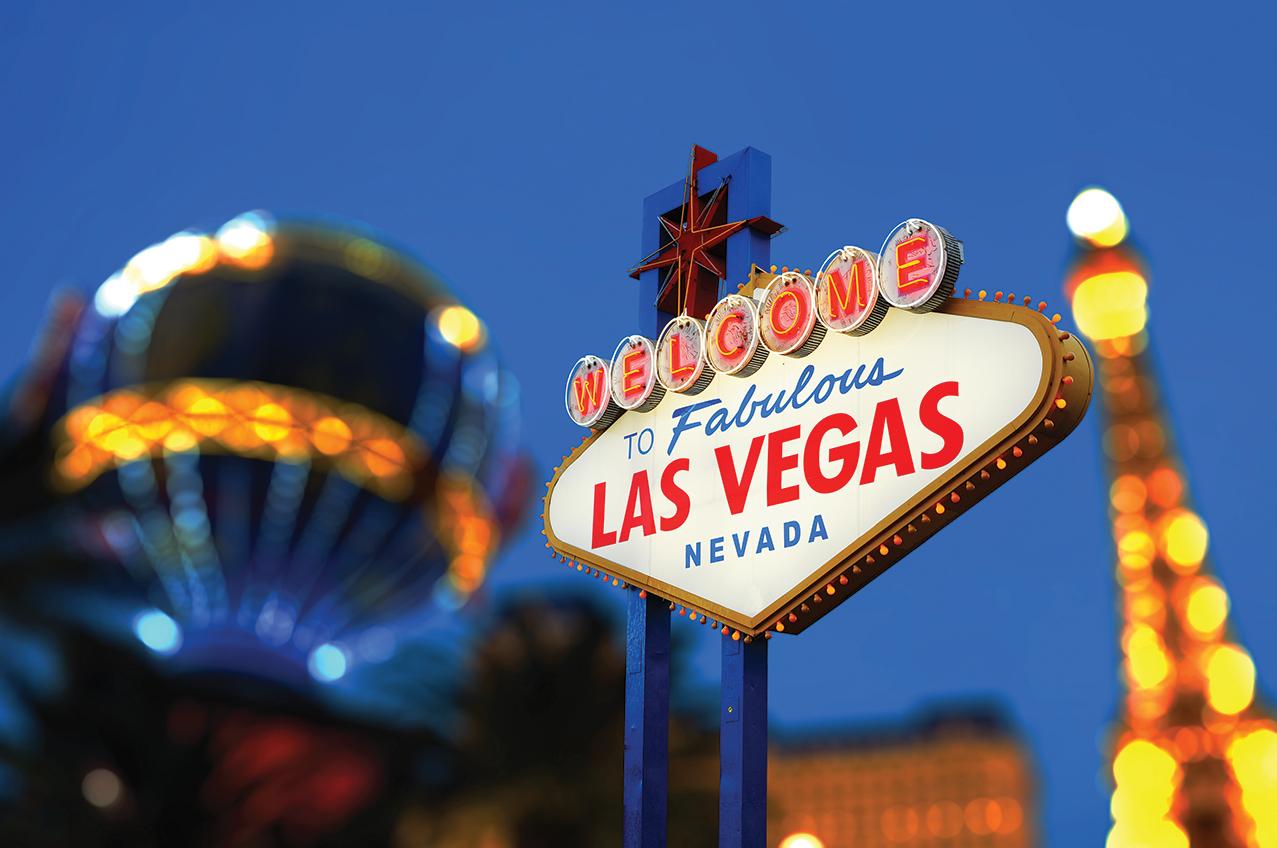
[162,428,198,453]
[53,379,423,501]
[1145,467,1183,508]
[1117,529,1155,572]
[436,304,485,352]
[1068,188,1129,248]
[1125,626,1170,690]
[779,833,825,848]
[1205,644,1255,715]
[216,213,275,269]
[1228,728,1277,785]
[1159,510,1208,572]
[1228,726,1277,836]
[1106,816,1188,848]
[1112,738,1177,794]
[250,402,293,443]
[1071,271,1148,341]
[1110,474,1147,514]
[1184,580,1229,637]
[312,416,353,455]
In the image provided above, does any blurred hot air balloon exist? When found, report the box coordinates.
[0,212,530,694]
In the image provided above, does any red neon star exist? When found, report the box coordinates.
[630,146,781,318]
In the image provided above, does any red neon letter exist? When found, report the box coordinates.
[621,349,645,398]
[769,289,801,337]
[860,397,916,484]
[670,334,695,378]
[715,434,765,515]
[829,262,867,320]
[618,470,655,543]
[715,313,745,358]
[766,425,802,505]
[574,369,605,414]
[591,481,616,548]
[895,235,930,292]
[919,381,963,470]
[659,458,691,531]
[803,412,860,494]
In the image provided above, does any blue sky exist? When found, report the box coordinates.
[3,2,1275,844]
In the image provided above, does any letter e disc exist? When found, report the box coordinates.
[877,219,964,313]
[609,335,664,412]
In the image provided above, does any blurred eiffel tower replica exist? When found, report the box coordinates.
[1065,190,1277,847]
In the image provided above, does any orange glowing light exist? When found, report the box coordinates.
[435,474,500,600]
[778,834,825,848]
[1071,270,1148,341]
[312,416,353,455]
[1067,188,1129,248]
[216,214,274,269]
[54,380,423,500]
[1112,738,1178,807]
[1228,727,1277,832]
[1110,474,1147,514]
[1205,644,1255,715]
[1125,625,1170,690]
[250,402,293,443]
[1184,579,1228,637]
[1158,510,1208,572]
[435,304,485,352]
[1117,529,1155,572]
[1145,467,1183,509]
[924,801,963,838]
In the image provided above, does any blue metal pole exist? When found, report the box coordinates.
[720,634,768,848]
[623,590,670,848]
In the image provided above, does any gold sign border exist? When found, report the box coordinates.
[542,294,1094,637]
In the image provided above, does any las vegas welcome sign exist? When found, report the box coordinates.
[544,220,1093,637]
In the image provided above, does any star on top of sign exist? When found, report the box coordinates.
[629,146,783,318]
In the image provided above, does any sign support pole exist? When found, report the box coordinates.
[623,590,670,848]
[720,635,768,848]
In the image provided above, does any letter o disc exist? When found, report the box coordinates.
[760,272,824,356]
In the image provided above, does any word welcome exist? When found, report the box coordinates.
[564,218,962,429]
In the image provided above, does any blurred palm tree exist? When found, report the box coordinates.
[397,594,718,848]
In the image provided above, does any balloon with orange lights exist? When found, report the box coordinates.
[1,214,529,689]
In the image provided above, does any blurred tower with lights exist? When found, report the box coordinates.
[1065,190,1277,847]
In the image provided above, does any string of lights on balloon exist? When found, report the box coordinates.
[544,221,1091,642]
